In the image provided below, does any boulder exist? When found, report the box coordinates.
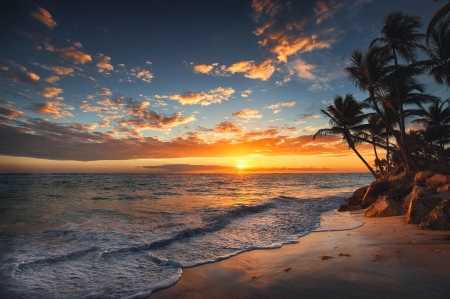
[389,171,416,196]
[346,186,368,206]
[361,180,391,208]
[406,196,445,224]
[426,174,448,188]
[402,186,434,209]
[414,171,434,186]
[365,196,402,217]
[337,204,361,212]
[437,184,450,193]
[420,199,450,230]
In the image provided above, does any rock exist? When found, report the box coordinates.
[426,174,448,188]
[337,204,361,212]
[437,184,450,193]
[361,180,391,208]
[402,186,434,209]
[414,171,434,186]
[365,196,402,217]
[389,171,416,196]
[346,186,368,206]
[406,196,445,224]
[420,199,450,230]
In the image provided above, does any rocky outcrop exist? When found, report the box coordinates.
[420,199,450,230]
[365,196,402,218]
[346,186,368,206]
[403,186,434,209]
[414,171,434,186]
[389,171,416,193]
[361,180,391,208]
[426,174,448,191]
[337,204,361,212]
[406,196,444,224]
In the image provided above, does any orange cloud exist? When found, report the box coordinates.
[45,76,60,83]
[170,87,235,106]
[289,59,316,79]
[97,55,114,73]
[215,121,243,134]
[51,66,74,75]
[0,105,25,123]
[38,87,63,98]
[252,0,281,20]
[233,108,262,119]
[60,46,92,64]
[30,6,57,28]
[227,59,275,81]
[193,64,214,74]
[266,101,296,111]
[10,71,40,83]
[30,101,73,119]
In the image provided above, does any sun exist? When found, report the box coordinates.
[236,164,244,169]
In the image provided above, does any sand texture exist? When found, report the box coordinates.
[151,212,450,298]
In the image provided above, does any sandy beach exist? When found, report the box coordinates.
[151,211,450,299]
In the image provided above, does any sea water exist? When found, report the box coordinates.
[0,173,372,298]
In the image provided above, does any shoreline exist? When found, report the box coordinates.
[150,211,450,298]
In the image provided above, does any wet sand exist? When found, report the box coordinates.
[150,212,450,298]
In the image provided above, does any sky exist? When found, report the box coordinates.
[0,0,447,173]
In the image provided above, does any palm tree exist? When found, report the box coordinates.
[345,45,414,171]
[410,98,450,162]
[370,11,424,170]
[313,94,378,178]
[420,17,450,87]
[426,0,450,46]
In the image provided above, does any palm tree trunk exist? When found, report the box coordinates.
[386,132,390,172]
[372,135,384,175]
[392,49,420,171]
[350,144,378,179]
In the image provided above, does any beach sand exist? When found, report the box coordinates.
[150,211,450,298]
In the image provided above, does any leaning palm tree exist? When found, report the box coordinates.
[313,94,377,178]
[426,0,450,46]
[365,114,386,175]
[420,16,450,87]
[345,45,415,171]
[370,11,424,170]
[410,98,450,162]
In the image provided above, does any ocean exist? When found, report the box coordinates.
[0,173,372,299]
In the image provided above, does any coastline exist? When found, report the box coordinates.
[150,211,450,298]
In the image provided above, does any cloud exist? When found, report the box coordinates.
[100,87,112,96]
[266,101,296,113]
[227,59,275,81]
[46,76,60,83]
[193,64,214,74]
[130,67,154,83]
[97,55,114,73]
[10,71,40,84]
[60,46,92,64]
[170,87,235,106]
[30,6,57,28]
[140,164,236,173]
[51,66,74,75]
[0,105,25,123]
[232,108,263,119]
[314,0,343,24]
[298,113,321,119]
[38,87,63,98]
[30,101,74,119]
[288,59,316,80]
[0,121,365,161]
[215,121,243,134]
[119,111,196,132]
[240,89,253,98]
[252,0,282,20]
